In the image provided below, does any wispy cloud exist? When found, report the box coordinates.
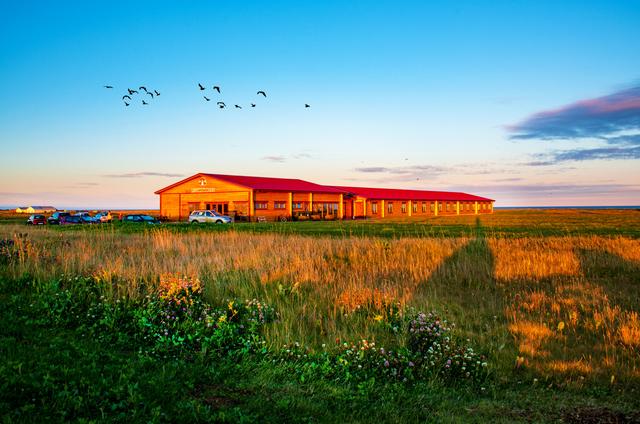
[103,172,184,178]
[526,143,640,166]
[261,155,287,163]
[262,153,315,162]
[508,84,640,140]
[352,163,521,183]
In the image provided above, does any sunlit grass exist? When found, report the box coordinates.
[1,211,639,389]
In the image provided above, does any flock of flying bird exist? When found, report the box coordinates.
[103,84,310,109]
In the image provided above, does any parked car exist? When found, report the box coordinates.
[27,214,46,225]
[94,211,112,223]
[47,211,70,225]
[60,215,83,225]
[74,212,99,224]
[122,214,161,224]
[188,210,233,224]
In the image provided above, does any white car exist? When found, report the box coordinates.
[188,210,233,224]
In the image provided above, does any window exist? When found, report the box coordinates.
[422,202,426,213]
[438,202,442,211]
[413,202,418,213]
[446,203,450,212]
[372,202,378,214]
[401,202,407,213]
[255,202,268,210]
[430,202,434,212]
[293,202,305,210]
[274,201,287,209]
[387,202,393,214]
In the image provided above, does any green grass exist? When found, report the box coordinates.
[1,209,640,422]
[1,274,638,423]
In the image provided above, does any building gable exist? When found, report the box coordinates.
[155,174,250,195]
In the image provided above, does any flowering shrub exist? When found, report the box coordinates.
[30,275,487,386]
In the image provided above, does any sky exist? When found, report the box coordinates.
[1,0,639,208]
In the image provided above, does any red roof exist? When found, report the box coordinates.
[155,173,345,194]
[332,186,494,202]
[155,173,494,201]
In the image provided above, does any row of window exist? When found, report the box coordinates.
[254,200,491,213]
[254,201,338,213]
[370,201,491,214]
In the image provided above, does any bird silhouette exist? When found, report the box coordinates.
[198,83,205,90]
[154,90,161,96]
[257,91,266,97]
[204,96,210,101]
[213,86,221,93]
[124,101,130,107]
[142,100,148,105]
[147,92,154,98]
[305,104,310,108]
[235,104,242,109]
[122,95,131,100]
[104,85,113,89]
[218,104,225,109]
[128,89,138,95]
[217,102,226,108]
[139,86,148,93]
[251,103,256,107]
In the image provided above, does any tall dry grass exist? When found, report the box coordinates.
[1,224,639,385]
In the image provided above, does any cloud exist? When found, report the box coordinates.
[527,144,640,166]
[261,155,287,163]
[293,153,314,159]
[103,172,184,178]
[508,84,640,140]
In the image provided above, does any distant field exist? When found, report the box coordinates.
[1,209,639,422]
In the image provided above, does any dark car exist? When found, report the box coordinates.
[60,215,83,225]
[27,214,46,225]
[122,214,161,224]
[47,211,70,225]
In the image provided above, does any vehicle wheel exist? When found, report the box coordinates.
[279,216,288,222]
[216,220,223,224]
[191,220,198,224]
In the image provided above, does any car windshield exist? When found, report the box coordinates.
[141,215,155,221]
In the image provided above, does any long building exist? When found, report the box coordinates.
[155,173,494,221]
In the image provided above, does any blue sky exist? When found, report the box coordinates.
[1,0,639,208]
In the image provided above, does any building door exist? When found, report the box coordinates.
[206,202,229,215]
[354,201,364,218]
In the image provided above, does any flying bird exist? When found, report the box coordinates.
[213,86,220,93]
[305,104,310,108]
[198,83,205,90]
[235,104,242,109]
[142,100,148,105]
[139,86,148,93]
[257,91,266,97]
[147,92,154,98]
[122,95,131,100]
[218,104,225,109]
[154,90,161,96]
[217,102,226,107]
[103,85,113,89]
[251,103,256,107]
[124,101,130,107]
[203,96,210,101]
[128,88,138,95]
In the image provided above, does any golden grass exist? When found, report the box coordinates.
[1,223,639,386]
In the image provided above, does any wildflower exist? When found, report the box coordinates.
[557,321,565,331]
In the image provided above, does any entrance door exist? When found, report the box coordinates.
[206,203,229,215]
[354,201,364,218]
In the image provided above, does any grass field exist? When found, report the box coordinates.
[1,210,639,422]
